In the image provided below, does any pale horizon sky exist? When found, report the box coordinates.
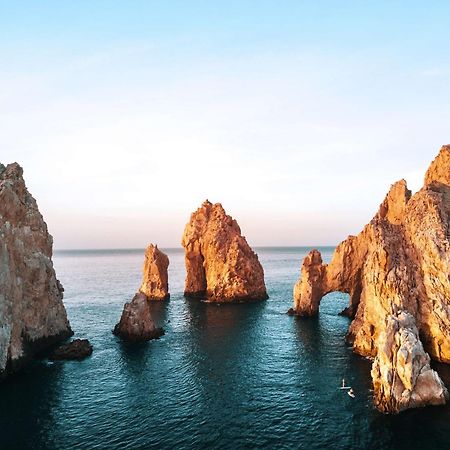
[1,1,449,249]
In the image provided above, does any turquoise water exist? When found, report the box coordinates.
[1,247,450,449]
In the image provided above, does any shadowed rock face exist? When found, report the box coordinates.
[291,145,450,413]
[113,294,164,342]
[138,244,169,300]
[182,200,268,302]
[0,163,73,379]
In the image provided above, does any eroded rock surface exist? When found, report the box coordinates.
[113,294,164,342]
[291,145,450,412]
[371,311,448,413]
[138,244,169,300]
[182,200,267,302]
[0,163,72,379]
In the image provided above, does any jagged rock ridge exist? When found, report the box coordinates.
[182,200,268,302]
[291,146,450,413]
[0,163,72,378]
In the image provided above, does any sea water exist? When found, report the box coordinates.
[1,247,450,449]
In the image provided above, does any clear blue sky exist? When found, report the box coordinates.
[1,1,449,248]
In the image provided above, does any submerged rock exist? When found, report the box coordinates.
[371,311,448,413]
[0,163,73,379]
[291,145,450,413]
[113,294,164,342]
[181,200,268,302]
[138,244,169,300]
[50,339,93,361]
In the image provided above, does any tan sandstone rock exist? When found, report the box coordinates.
[291,145,450,413]
[138,244,169,300]
[182,200,268,302]
[371,311,448,413]
[113,293,164,342]
[0,163,73,378]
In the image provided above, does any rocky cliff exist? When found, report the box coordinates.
[182,200,268,302]
[138,244,169,300]
[291,145,450,413]
[0,163,72,378]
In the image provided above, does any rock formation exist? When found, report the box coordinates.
[113,293,164,342]
[50,339,93,361]
[138,244,169,300]
[0,163,73,379]
[291,145,450,413]
[182,200,268,302]
[371,311,448,413]
[113,245,168,342]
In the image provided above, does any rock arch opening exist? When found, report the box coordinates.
[292,249,363,319]
[319,291,352,317]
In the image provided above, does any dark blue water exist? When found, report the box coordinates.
[1,247,450,449]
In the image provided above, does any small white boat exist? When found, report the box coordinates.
[348,389,355,398]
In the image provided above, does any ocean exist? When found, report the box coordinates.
[1,247,450,449]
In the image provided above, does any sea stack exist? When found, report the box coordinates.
[182,200,268,302]
[291,145,450,413]
[0,163,73,379]
[113,244,168,341]
[138,244,169,300]
[113,294,164,342]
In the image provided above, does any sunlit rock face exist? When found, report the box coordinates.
[113,244,168,340]
[291,145,450,413]
[182,200,268,302]
[113,293,164,342]
[371,311,448,413]
[138,244,169,300]
[0,163,72,379]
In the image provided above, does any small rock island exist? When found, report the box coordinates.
[50,339,93,361]
[182,200,268,302]
[113,244,168,341]
[0,163,73,379]
[290,146,450,413]
[113,294,165,342]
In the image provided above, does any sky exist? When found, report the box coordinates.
[1,1,450,249]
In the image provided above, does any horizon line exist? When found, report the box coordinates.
[53,244,339,252]
[54,245,339,252]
